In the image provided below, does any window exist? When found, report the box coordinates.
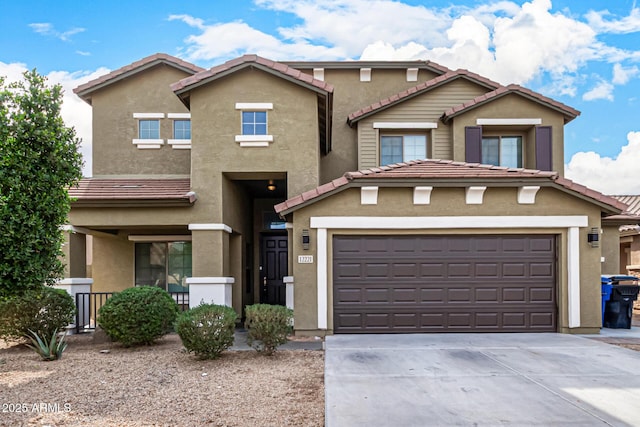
[173,120,191,139]
[135,242,192,292]
[380,135,427,165]
[481,136,522,168]
[242,111,267,135]
[139,120,160,139]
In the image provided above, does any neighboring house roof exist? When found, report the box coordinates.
[74,53,205,105]
[171,54,334,97]
[69,178,195,207]
[441,84,580,124]
[347,69,501,126]
[275,159,626,215]
[609,195,640,230]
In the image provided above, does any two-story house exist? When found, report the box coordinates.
[65,52,627,335]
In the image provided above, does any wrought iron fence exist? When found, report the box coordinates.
[75,291,190,333]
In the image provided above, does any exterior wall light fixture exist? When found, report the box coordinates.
[267,180,276,191]
[587,227,600,248]
[302,229,310,250]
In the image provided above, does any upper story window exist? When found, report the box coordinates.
[481,136,522,168]
[132,113,165,149]
[173,119,191,139]
[235,103,274,147]
[380,134,427,165]
[139,119,160,139]
[242,111,267,135]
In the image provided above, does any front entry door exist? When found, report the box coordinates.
[260,234,288,305]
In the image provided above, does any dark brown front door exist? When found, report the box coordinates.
[333,235,557,333]
[261,234,288,305]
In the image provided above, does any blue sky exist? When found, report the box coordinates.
[2,0,640,193]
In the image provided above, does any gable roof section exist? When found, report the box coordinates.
[69,178,195,207]
[441,84,580,124]
[347,69,501,126]
[275,159,626,215]
[607,195,640,229]
[171,54,335,154]
[74,53,204,105]
[171,54,333,97]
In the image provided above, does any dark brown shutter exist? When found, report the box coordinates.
[465,126,482,163]
[535,126,553,171]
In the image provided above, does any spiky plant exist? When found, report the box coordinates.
[25,329,68,361]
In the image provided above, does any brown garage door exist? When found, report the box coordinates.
[333,235,557,333]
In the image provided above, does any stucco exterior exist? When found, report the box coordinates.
[65,53,626,336]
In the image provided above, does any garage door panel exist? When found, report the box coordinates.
[333,235,557,333]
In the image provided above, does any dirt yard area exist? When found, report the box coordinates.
[0,333,324,427]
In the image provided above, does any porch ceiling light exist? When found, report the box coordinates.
[267,180,276,191]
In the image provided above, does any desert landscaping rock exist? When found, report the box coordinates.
[0,333,324,426]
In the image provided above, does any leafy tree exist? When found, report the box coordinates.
[0,70,83,298]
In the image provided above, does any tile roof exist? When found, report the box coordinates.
[347,69,501,125]
[275,159,625,214]
[281,59,452,74]
[73,53,204,103]
[69,178,195,206]
[171,54,334,94]
[441,84,580,123]
[611,195,640,215]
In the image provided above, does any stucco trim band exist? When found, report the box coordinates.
[188,223,233,233]
[311,215,588,331]
[132,139,163,149]
[167,113,191,119]
[476,118,542,125]
[235,103,273,110]
[133,113,165,119]
[167,139,192,149]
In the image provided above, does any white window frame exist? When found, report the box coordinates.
[235,103,274,147]
[168,113,192,149]
[132,113,164,149]
[380,133,429,165]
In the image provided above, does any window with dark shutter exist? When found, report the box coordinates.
[535,126,553,171]
[465,126,482,163]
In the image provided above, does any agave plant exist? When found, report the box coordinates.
[25,329,68,361]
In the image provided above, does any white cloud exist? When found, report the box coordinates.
[613,63,639,84]
[582,80,614,101]
[0,62,108,177]
[29,22,85,41]
[565,131,640,194]
[586,7,640,34]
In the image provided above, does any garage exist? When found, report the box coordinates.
[333,235,557,333]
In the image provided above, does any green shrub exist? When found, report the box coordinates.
[244,304,293,355]
[0,286,75,342]
[98,286,178,347]
[175,304,237,359]
[25,328,68,361]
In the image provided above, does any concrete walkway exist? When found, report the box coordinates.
[325,333,640,426]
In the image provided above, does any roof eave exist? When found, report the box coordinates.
[71,198,196,208]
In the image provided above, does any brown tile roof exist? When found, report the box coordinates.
[275,159,625,214]
[281,59,452,75]
[74,53,204,104]
[171,54,334,95]
[347,69,501,126]
[612,195,640,215]
[441,84,580,124]
[69,178,195,206]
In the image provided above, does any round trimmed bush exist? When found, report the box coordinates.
[0,286,75,342]
[244,304,293,355]
[98,286,178,347]
[175,304,237,359]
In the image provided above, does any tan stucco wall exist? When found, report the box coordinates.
[91,236,133,292]
[90,64,192,176]
[69,206,193,228]
[450,94,566,175]
[62,231,87,278]
[187,68,320,225]
[287,185,604,335]
[356,79,487,168]
[318,68,441,182]
[601,225,621,275]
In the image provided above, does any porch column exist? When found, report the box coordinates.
[284,276,294,310]
[57,227,93,333]
[188,224,234,308]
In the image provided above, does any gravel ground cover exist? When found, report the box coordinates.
[0,333,324,427]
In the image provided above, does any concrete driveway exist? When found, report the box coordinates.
[325,333,640,426]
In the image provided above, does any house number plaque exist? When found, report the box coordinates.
[298,255,314,264]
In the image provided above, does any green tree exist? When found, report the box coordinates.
[0,70,83,298]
